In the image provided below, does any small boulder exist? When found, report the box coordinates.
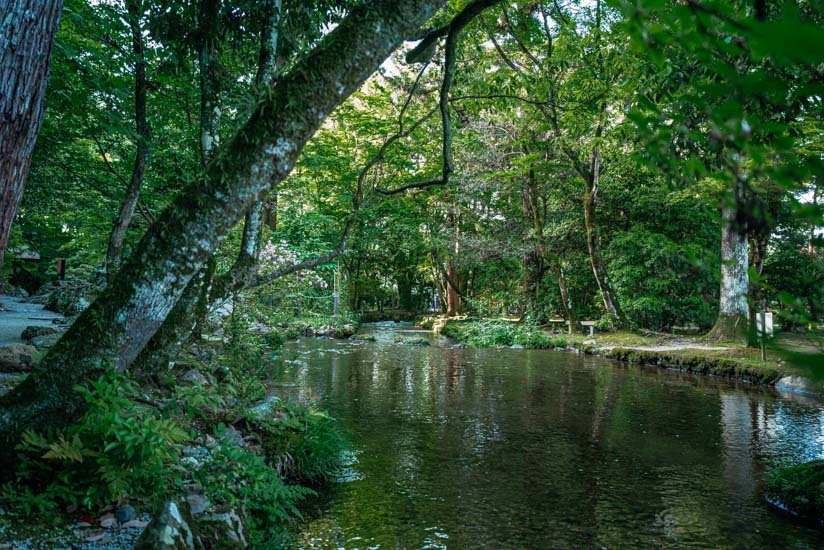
[583,339,597,346]
[136,500,247,550]
[135,500,198,550]
[180,369,211,386]
[41,280,97,316]
[0,344,37,372]
[30,332,61,350]
[21,325,58,341]
[198,509,247,548]
[247,396,281,421]
[116,504,137,524]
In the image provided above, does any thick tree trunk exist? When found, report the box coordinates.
[0,0,63,272]
[583,148,626,327]
[0,0,445,466]
[708,206,749,343]
[106,0,151,279]
[398,271,414,311]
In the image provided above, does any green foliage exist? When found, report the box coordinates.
[11,371,188,511]
[245,401,346,485]
[193,431,315,547]
[441,319,557,349]
[767,460,824,521]
[594,314,616,333]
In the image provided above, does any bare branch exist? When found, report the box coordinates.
[407,0,502,63]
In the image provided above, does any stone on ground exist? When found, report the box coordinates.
[20,325,58,340]
[0,344,37,372]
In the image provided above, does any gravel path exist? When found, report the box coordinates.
[0,295,64,345]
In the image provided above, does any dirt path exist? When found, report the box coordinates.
[0,295,64,345]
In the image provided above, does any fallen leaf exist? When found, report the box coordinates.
[83,530,107,542]
[122,519,149,529]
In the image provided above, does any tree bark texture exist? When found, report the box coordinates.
[583,147,626,326]
[445,208,461,316]
[0,0,63,272]
[106,0,151,279]
[135,0,274,373]
[708,205,750,342]
[0,0,446,465]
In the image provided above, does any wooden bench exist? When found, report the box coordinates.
[545,318,571,334]
[544,319,596,336]
[580,320,596,336]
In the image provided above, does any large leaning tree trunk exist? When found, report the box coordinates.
[134,0,281,374]
[707,203,749,343]
[0,0,63,273]
[106,0,151,279]
[0,0,445,470]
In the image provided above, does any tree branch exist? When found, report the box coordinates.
[406,0,502,63]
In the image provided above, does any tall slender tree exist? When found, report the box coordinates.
[0,0,63,273]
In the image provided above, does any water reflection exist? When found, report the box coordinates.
[273,326,824,549]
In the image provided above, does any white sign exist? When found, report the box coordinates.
[756,312,774,337]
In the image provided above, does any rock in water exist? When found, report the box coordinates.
[247,396,281,421]
[37,280,97,316]
[0,344,37,372]
[20,325,57,341]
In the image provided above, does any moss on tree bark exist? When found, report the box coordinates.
[0,0,446,471]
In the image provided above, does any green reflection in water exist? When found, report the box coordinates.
[267,324,824,549]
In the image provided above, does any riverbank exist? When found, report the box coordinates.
[0,297,348,549]
[425,317,823,392]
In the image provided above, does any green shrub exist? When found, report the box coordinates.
[10,371,188,511]
[595,313,616,332]
[194,431,314,547]
[441,320,556,349]
[245,401,346,484]
[767,460,824,520]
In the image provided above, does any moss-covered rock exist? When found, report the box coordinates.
[135,499,248,549]
[603,347,783,385]
[766,460,824,523]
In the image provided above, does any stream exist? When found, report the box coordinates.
[269,323,824,548]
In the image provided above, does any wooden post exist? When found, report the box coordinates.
[56,258,66,280]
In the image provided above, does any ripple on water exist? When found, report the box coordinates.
[281,333,824,549]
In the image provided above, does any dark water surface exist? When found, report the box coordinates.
[271,323,824,549]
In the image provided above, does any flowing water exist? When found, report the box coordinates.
[269,323,824,549]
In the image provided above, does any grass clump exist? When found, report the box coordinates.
[441,319,565,350]
[767,460,824,522]
[394,336,430,346]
